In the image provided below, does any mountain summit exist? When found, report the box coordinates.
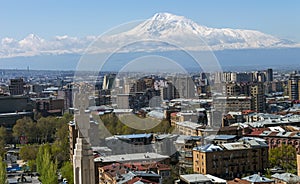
[115,12,297,50]
[0,13,299,58]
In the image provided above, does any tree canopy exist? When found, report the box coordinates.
[269,144,297,174]
[0,157,7,184]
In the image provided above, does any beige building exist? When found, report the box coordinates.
[175,121,204,136]
[250,83,266,112]
[193,139,269,180]
[288,74,300,101]
[214,96,252,113]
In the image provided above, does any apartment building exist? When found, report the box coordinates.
[193,139,269,180]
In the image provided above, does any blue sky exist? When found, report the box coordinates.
[1,0,300,41]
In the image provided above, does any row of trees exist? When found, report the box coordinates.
[12,113,73,144]
[100,113,174,135]
[2,113,74,183]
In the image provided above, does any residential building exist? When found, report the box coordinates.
[288,74,300,101]
[175,135,202,173]
[245,129,300,153]
[250,83,266,112]
[175,121,204,136]
[9,78,24,95]
[214,96,252,113]
[105,134,153,155]
[193,139,269,179]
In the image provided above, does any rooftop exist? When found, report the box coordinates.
[175,121,203,130]
[194,139,268,152]
[205,134,237,141]
[242,174,273,183]
[116,133,153,140]
[271,173,300,183]
[180,174,211,183]
[94,152,169,163]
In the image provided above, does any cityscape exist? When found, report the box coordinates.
[1,1,300,184]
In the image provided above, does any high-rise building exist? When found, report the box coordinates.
[288,74,300,101]
[102,74,116,90]
[9,78,24,96]
[250,82,265,112]
[266,68,273,82]
[161,82,176,100]
[173,76,197,99]
[226,83,241,96]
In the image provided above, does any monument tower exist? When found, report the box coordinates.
[73,85,95,184]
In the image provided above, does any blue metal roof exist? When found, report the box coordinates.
[117,133,153,139]
[215,135,237,140]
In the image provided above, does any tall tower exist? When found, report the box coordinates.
[73,87,95,184]
[288,74,300,101]
[250,82,265,112]
[266,68,273,82]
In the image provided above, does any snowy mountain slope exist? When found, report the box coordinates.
[0,13,298,58]
[105,12,296,51]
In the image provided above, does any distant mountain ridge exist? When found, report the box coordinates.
[0,12,299,59]
[114,13,297,50]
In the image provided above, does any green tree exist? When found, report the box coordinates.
[100,113,173,135]
[0,140,6,158]
[36,144,58,184]
[28,160,36,172]
[0,127,8,144]
[19,145,39,161]
[0,157,7,184]
[13,117,37,143]
[60,161,74,184]
[269,145,297,174]
[37,117,57,143]
[0,127,7,157]
[52,114,73,167]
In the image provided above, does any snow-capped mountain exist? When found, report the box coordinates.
[0,12,298,58]
[104,12,297,51]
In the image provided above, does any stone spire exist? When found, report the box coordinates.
[73,85,96,184]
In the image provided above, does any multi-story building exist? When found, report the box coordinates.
[173,76,197,99]
[265,68,273,82]
[33,97,64,116]
[250,83,266,112]
[160,82,176,100]
[245,129,300,154]
[116,94,131,109]
[214,96,252,113]
[226,83,241,96]
[170,111,201,126]
[0,96,33,133]
[105,134,153,155]
[9,78,24,95]
[175,121,204,136]
[175,135,202,173]
[288,74,300,101]
[193,139,269,179]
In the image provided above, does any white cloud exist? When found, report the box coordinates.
[0,13,299,59]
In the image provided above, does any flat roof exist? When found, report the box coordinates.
[175,121,203,130]
[180,174,211,183]
[94,152,169,163]
[117,133,152,139]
